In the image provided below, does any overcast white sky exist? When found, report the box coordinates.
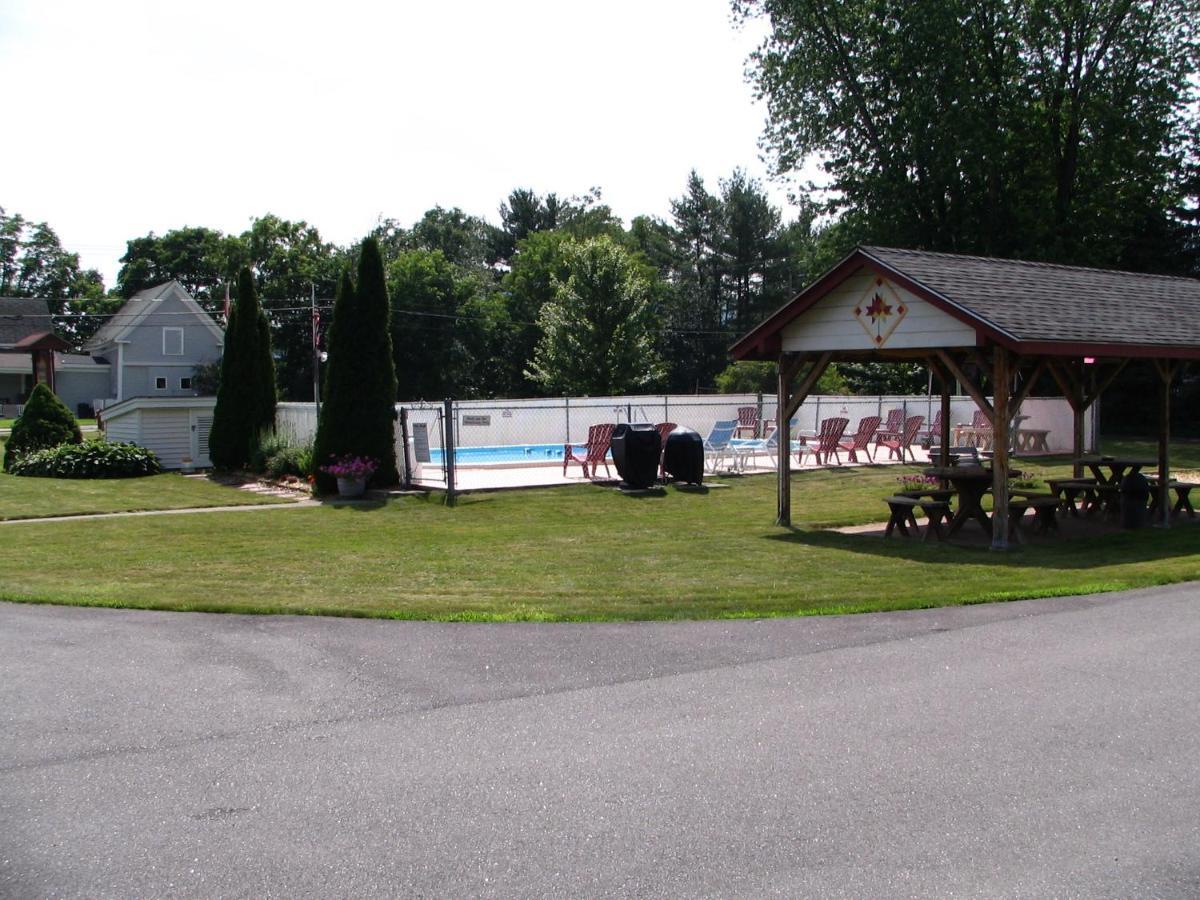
[0,0,811,288]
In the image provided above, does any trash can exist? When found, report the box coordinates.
[663,426,704,485]
[1120,471,1150,529]
[610,423,661,489]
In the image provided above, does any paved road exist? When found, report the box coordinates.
[2,586,1199,898]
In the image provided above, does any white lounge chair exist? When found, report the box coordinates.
[703,420,740,473]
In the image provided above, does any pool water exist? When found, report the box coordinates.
[429,443,567,465]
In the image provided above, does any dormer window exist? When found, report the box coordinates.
[163,327,184,355]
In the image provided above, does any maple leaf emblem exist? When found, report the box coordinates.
[864,293,892,322]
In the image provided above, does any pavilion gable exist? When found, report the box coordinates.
[780,267,977,353]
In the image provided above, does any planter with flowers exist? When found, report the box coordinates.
[320,455,378,498]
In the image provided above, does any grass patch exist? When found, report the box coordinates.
[3,443,1200,621]
[1,433,287,520]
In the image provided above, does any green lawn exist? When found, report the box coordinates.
[0,438,287,520]
[3,442,1199,621]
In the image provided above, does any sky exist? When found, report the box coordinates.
[0,0,811,289]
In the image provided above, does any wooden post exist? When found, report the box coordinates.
[939,377,952,466]
[775,352,830,527]
[777,359,792,526]
[1156,361,1174,528]
[991,346,1011,551]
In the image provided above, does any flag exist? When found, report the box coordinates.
[312,305,322,352]
[223,283,231,323]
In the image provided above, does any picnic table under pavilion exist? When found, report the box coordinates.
[731,246,1200,550]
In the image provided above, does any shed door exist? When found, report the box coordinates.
[190,410,214,467]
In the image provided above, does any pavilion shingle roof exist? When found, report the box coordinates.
[0,298,53,347]
[861,246,1200,348]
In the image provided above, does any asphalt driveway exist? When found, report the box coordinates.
[2,585,1199,897]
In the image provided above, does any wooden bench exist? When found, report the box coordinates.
[1147,480,1198,519]
[884,495,953,542]
[1014,429,1051,453]
[1010,492,1060,535]
[1047,478,1098,517]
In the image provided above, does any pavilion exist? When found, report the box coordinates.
[731,246,1200,549]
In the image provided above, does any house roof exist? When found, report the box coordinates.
[731,246,1200,360]
[0,351,109,373]
[0,298,54,347]
[85,280,224,349]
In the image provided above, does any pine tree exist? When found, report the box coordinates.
[312,238,398,493]
[208,268,276,469]
[3,382,82,471]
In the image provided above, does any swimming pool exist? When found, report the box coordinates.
[428,443,567,465]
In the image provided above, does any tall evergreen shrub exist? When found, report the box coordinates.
[313,238,398,493]
[3,382,83,472]
[209,268,277,469]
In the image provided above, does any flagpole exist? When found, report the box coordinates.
[311,284,321,419]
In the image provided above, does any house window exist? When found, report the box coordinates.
[154,377,168,390]
[163,327,184,356]
[180,377,193,391]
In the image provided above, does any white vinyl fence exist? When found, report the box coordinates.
[277,393,1089,489]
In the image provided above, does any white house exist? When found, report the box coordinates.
[85,281,225,407]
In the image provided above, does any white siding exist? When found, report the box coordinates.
[782,269,977,352]
[139,409,192,469]
[104,410,141,445]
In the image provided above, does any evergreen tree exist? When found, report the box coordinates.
[208,268,276,469]
[3,383,82,471]
[312,238,398,493]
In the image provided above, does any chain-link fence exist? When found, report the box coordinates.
[277,393,1086,494]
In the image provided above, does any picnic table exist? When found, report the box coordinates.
[1074,456,1157,517]
[923,465,994,537]
[1075,456,1157,486]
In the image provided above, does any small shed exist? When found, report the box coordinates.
[101,396,216,470]
[732,246,1200,548]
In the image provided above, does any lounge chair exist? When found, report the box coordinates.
[798,417,849,466]
[563,423,614,478]
[878,415,925,462]
[736,426,783,470]
[703,419,740,473]
[838,415,881,463]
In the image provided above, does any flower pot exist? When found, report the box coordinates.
[336,476,367,498]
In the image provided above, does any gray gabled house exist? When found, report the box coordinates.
[85,281,225,405]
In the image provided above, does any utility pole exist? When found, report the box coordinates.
[311,284,321,419]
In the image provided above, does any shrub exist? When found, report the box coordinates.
[8,440,162,478]
[3,383,83,472]
[265,445,312,479]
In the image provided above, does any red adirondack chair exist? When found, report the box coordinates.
[838,415,881,463]
[878,415,925,462]
[799,417,849,466]
[563,423,614,478]
[655,422,677,478]
[879,408,905,436]
[735,406,759,438]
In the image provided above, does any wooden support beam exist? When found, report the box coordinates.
[1154,360,1178,528]
[1008,358,1048,421]
[1082,359,1130,408]
[990,345,1011,550]
[935,350,994,423]
[776,352,832,527]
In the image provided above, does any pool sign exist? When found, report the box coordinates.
[461,414,491,426]
[853,277,907,347]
